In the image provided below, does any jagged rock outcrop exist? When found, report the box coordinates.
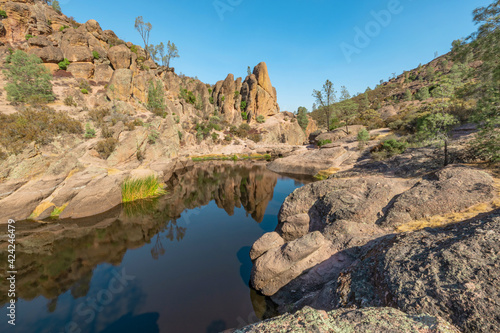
[108,44,132,70]
[240,62,279,121]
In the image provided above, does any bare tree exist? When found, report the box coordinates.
[313,80,336,130]
[165,41,179,68]
[135,16,152,60]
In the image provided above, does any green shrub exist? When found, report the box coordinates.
[317,139,332,147]
[58,58,70,70]
[80,88,88,94]
[148,130,160,144]
[92,50,100,60]
[4,50,54,104]
[64,95,76,107]
[249,133,262,143]
[0,107,82,154]
[96,138,117,159]
[209,96,214,104]
[130,45,138,53]
[372,138,407,160]
[121,175,166,203]
[241,111,248,120]
[221,96,225,102]
[178,130,183,140]
[79,79,92,93]
[147,80,166,116]
[179,88,196,104]
[84,123,96,138]
[225,135,232,142]
[101,124,113,138]
[240,100,247,110]
[256,115,265,123]
[25,34,34,40]
[234,91,240,98]
[59,25,69,32]
[0,10,7,18]
[211,132,219,142]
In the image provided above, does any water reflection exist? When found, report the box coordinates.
[0,161,310,332]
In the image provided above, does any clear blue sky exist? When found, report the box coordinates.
[59,0,490,112]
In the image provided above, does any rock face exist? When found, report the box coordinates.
[250,166,498,328]
[337,210,500,333]
[251,231,336,295]
[107,68,133,101]
[267,147,351,176]
[108,44,132,70]
[381,166,496,228]
[259,113,307,146]
[240,62,280,121]
[235,306,460,333]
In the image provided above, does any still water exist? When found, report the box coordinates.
[0,161,311,333]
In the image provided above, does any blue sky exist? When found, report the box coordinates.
[59,0,491,112]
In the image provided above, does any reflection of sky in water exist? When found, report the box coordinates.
[0,174,307,333]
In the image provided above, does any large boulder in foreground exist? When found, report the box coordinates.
[234,306,459,333]
[338,209,500,333]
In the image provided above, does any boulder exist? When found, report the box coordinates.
[0,177,64,223]
[28,46,63,63]
[58,173,127,220]
[66,62,94,79]
[27,36,51,47]
[63,45,93,62]
[267,147,350,176]
[382,166,496,228]
[94,64,114,83]
[315,125,366,144]
[251,231,335,296]
[338,210,500,333]
[235,306,460,333]
[107,68,133,101]
[249,232,285,260]
[108,44,132,70]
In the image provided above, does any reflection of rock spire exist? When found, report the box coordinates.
[151,234,165,260]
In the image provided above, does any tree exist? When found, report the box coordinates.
[417,113,459,166]
[357,128,370,149]
[165,41,179,68]
[4,50,54,103]
[452,1,500,162]
[297,106,309,131]
[337,99,358,133]
[404,89,413,101]
[247,66,252,76]
[51,0,61,14]
[135,16,152,60]
[416,87,430,101]
[313,80,336,130]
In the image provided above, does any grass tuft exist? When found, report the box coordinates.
[121,175,166,203]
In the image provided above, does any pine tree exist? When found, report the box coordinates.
[4,50,54,103]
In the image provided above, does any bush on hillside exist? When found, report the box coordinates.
[4,50,54,104]
[0,107,82,154]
